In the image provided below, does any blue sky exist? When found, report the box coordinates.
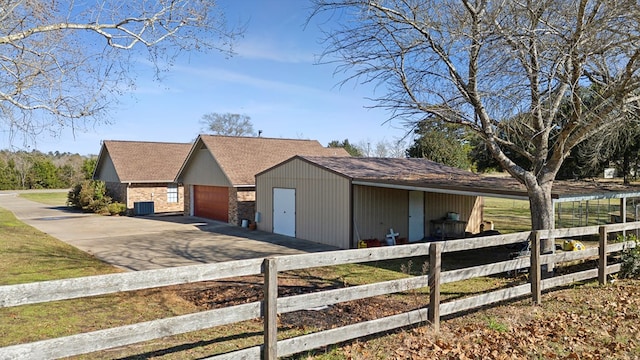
[1,0,410,155]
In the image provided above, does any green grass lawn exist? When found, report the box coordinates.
[483,197,531,233]
[0,207,116,285]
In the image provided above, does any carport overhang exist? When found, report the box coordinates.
[352,180,529,200]
[353,178,640,203]
[352,177,640,228]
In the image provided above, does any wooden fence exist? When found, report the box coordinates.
[1,222,638,360]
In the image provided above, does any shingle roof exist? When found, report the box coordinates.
[100,140,192,183]
[296,156,640,200]
[296,156,476,181]
[197,135,350,185]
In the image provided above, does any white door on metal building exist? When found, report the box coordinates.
[273,188,296,237]
[408,191,424,242]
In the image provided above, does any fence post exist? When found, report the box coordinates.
[263,257,278,360]
[428,242,442,332]
[530,231,541,305]
[598,226,607,285]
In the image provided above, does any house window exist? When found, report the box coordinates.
[167,184,178,203]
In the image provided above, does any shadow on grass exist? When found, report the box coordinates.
[114,330,264,360]
[360,245,516,276]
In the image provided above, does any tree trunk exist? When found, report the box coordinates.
[623,150,630,185]
[527,182,555,254]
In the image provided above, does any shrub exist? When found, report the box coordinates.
[107,202,127,216]
[67,180,113,214]
[619,235,640,279]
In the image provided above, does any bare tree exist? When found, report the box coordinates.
[312,0,640,253]
[201,113,255,136]
[355,138,407,158]
[387,139,408,158]
[0,0,239,145]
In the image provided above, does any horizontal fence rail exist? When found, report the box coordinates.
[0,258,265,308]
[1,222,638,360]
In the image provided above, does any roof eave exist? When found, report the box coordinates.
[554,190,640,203]
[352,180,530,200]
[118,180,178,184]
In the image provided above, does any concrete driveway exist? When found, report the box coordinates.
[0,191,338,271]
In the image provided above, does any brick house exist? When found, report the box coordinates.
[176,135,350,225]
[93,140,192,214]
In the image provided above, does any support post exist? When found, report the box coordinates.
[263,257,278,360]
[599,226,608,285]
[428,242,442,331]
[530,231,541,305]
[621,198,627,238]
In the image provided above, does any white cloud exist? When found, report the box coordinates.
[233,38,317,63]
[173,64,336,98]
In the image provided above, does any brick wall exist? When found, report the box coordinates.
[237,201,256,226]
[228,188,239,225]
[228,187,256,226]
[237,188,256,226]
[183,185,191,216]
[124,183,184,214]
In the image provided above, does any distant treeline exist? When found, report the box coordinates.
[0,150,96,190]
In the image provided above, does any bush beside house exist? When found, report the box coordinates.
[67,180,126,215]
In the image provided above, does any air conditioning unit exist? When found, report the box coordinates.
[133,201,155,216]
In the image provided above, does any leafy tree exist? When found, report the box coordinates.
[566,113,640,184]
[82,158,98,180]
[407,119,471,169]
[469,88,640,180]
[616,126,640,184]
[3,158,20,189]
[312,0,640,253]
[57,164,77,188]
[201,113,256,136]
[328,139,363,157]
[468,135,500,173]
[0,150,94,189]
[28,158,60,189]
[0,158,17,190]
[1,1,239,145]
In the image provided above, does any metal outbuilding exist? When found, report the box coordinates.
[256,156,487,249]
[256,156,640,249]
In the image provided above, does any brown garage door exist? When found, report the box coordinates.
[193,185,229,222]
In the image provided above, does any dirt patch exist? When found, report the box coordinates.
[174,256,606,332]
[177,274,429,332]
[174,268,640,359]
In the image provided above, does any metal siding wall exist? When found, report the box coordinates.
[255,176,272,233]
[353,185,409,242]
[424,192,483,236]
[256,159,351,249]
[182,148,230,186]
[298,165,351,249]
[95,154,120,182]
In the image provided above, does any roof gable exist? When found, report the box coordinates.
[96,140,192,183]
[193,135,350,185]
